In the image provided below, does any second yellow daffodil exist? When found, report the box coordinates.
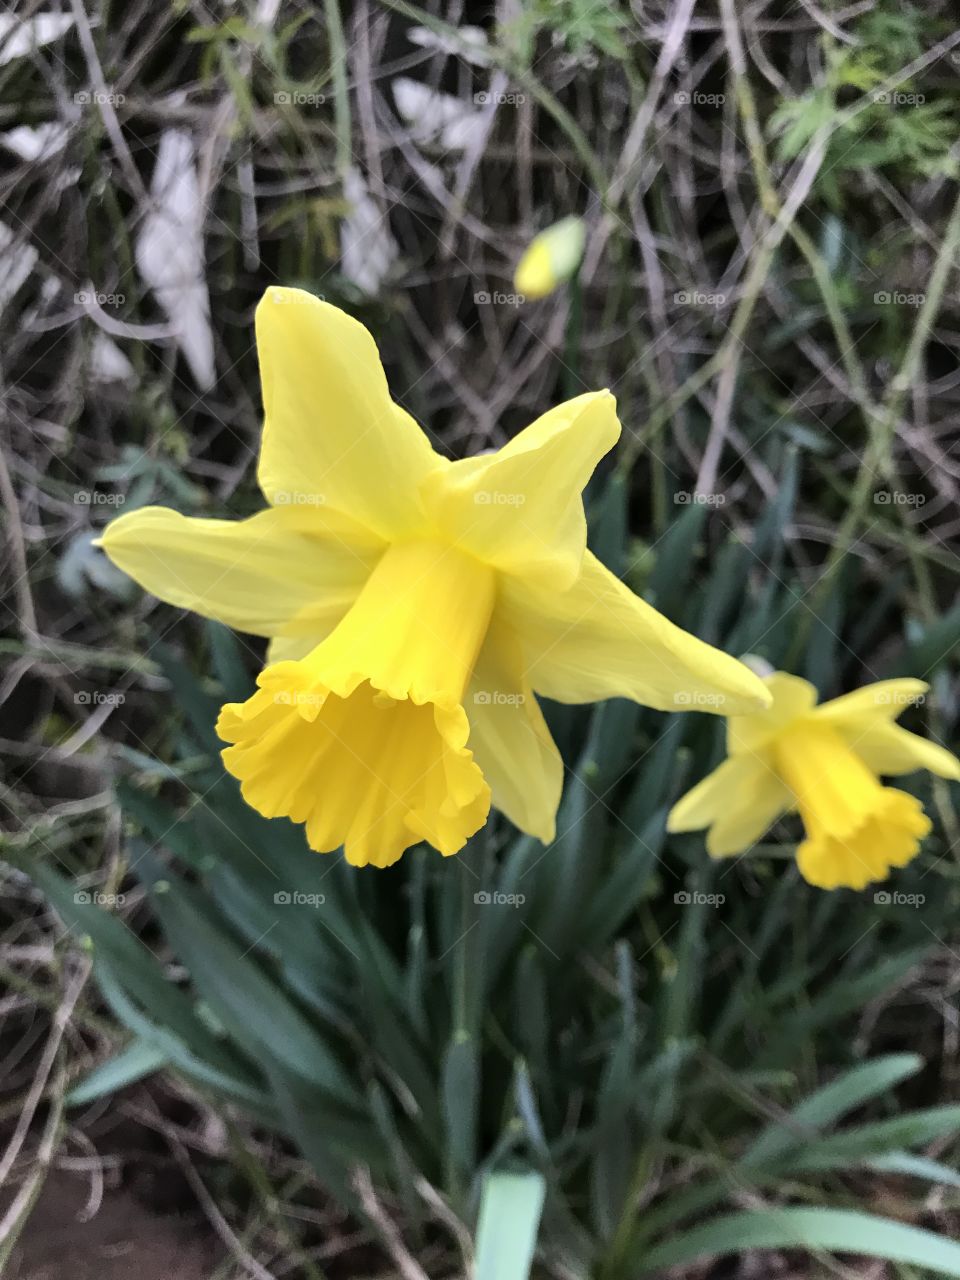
[668,671,960,890]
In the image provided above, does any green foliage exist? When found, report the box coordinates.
[6,0,960,1273]
[19,471,960,1278]
[503,0,630,63]
[768,2,960,203]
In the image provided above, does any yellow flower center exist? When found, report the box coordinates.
[774,720,930,890]
[217,540,496,867]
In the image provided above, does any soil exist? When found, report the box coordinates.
[9,1169,223,1280]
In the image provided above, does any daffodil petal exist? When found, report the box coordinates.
[843,722,960,782]
[499,550,771,714]
[706,769,792,857]
[811,678,960,781]
[419,391,620,590]
[100,504,380,638]
[467,615,562,843]
[266,635,318,663]
[668,755,789,856]
[726,672,816,755]
[255,288,443,538]
[816,679,929,724]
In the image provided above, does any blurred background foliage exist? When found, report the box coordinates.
[2,0,960,1276]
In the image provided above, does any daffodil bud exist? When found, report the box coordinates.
[514,216,586,300]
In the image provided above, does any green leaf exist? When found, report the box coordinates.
[442,1031,479,1194]
[743,1052,923,1168]
[474,1170,546,1280]
[68,1038,168,1105]
[789,1107,960,1174]
[94,965,273,1113]
[138,855,357,1106]
[868,1152,960,1188]
[645,503,706,618]
[640,1207,960,1275]
[884,599,960,678]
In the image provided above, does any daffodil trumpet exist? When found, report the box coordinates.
[668,671,960,890]
[102,287,770,867]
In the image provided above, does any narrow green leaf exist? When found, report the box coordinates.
[68,1038,168,1105]
[743,1053,922,1168]
[442,1032,479,1194]
[474,1170,546,1280]
[639,1207,960,1275]
[868,1152,960,1188]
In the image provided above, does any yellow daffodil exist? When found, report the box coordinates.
[514,216,586,300]
[668,671,960,890]
[101,287,770,868]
